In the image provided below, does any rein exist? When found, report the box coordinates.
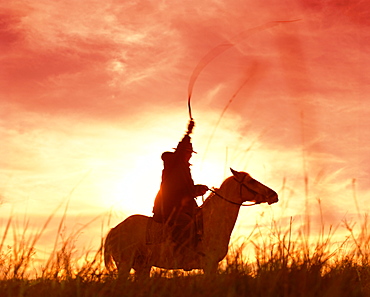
[207,176,257,207]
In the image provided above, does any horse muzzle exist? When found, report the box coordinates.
[267,192,279,205]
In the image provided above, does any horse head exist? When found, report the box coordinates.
[230,168,278,205]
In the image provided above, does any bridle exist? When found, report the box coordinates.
[208,175,259,207]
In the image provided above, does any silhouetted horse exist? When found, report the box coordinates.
[104,169,278,278]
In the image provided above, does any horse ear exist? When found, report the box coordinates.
[230,168,245,181]
[230,168,242,178]
[230,168,238,176]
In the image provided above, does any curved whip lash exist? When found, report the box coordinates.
[186,19,301,121]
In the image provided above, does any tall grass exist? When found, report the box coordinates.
[1,202,370,296]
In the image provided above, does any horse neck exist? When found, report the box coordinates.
[202,179,241,250]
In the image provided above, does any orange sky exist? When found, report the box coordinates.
[1,1,369,257]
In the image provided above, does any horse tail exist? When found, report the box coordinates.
[104,228,116,272]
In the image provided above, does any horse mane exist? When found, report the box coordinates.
[199,190,217,208]
[200,175,235,208]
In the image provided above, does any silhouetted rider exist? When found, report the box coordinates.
[153,120,208,248]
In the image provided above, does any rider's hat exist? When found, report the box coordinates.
[175,135,196,153]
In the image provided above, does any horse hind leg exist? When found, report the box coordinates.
[132,252,151,280]
[116,260,132,281]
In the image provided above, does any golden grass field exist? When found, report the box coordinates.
[1,205,370,297]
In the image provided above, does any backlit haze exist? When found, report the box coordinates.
[1,0,369,261]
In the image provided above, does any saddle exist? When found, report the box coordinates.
[146,210,203,247]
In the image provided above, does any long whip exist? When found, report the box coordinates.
[186,19,301,122]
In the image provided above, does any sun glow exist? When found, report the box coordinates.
[100,154,230,217]
[97,154,162,216]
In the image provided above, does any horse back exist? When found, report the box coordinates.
[107,215,150,248]
[146,217,171,245]
[147,210,204,247]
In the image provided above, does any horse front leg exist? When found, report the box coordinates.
[134,266,152,280]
